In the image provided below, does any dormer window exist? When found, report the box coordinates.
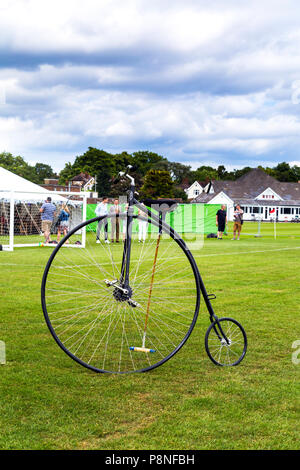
[256,187,282,201]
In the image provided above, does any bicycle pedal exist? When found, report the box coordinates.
[127,299,141,308]
[129,346,156,353]
[104,279,118,287]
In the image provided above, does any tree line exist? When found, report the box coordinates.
[1,149,300,200]
[0,152,58,185]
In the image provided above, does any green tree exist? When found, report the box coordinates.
[273,162,296,182]
[131,151,167,175]
[110,171,144,198]
[34,163,56,183]
[0,151,39,183]
[58,162,77,185]
[190,165,218,183]
[167,162,192,184]
[217,165,227,179]
[140,170,174,198]
[233,166,252,179]
[112,152,133,174]
[291,165,300,182]
[57,148,300,194]
[173,186,188,201]
[59,148,115,196]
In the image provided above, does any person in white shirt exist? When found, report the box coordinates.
[122,203,129,242]
[109,198,120,243]
[95,197,110,244]
[138,204,148,243]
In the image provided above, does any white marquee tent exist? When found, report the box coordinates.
[0,166,86,250]
[0,166,68,203]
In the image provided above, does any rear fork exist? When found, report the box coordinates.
[201,280,230,345]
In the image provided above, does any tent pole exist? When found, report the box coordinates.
[9,192,14,251]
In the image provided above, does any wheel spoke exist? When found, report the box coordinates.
[42,214,200,373]
[205,318,247,366]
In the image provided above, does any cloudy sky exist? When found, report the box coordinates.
[1,0,300,172]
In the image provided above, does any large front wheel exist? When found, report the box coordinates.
[41,214,201,373]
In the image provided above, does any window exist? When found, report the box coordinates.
[283,208,291,214]
[253,207,260,213]
[194,190,200,196]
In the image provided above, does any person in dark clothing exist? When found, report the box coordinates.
[216,205,227,239]
[57,203,70,243]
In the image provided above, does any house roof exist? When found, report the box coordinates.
[72,172,92,183]
[193,168,300,205]
[237,198,300,207]
[186,180,204,188]
[192,193,215,203]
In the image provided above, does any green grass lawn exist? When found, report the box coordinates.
[0,222,299,450]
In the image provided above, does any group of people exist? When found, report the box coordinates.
[40,196,244,245]
[216,204,244,240]
[95,197,148,244]
[39,196,148,246]
[39,196,70,244]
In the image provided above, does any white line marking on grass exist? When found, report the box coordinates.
[196,246,300,258]
[0,263,45,267]
[0,246,299,268]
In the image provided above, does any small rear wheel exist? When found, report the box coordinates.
[205,317,247,366]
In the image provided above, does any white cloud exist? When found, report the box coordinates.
[1,1,300,171]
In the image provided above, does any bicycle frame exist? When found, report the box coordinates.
[119,176,230,345]
[41,172,247,372]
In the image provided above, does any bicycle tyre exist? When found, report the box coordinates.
[41,214,201,373]
[205,317,247,366]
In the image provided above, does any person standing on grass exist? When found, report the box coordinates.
[122,203,129,242]
[232,204,244,240]
[216,205,227,239]
[40,196,56,244]
[95,197,110,244]
[110,198,120,243]
[57,204,70,244]
[138,203,148,243]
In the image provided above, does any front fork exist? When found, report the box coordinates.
[104,181,138,308]
[200,278,230,345]
[120,183,135,289]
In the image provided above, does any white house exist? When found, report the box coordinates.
[185,180,204,199]
[192,168,300,222]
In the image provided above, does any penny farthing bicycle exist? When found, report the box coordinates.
[41,172,247,373]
